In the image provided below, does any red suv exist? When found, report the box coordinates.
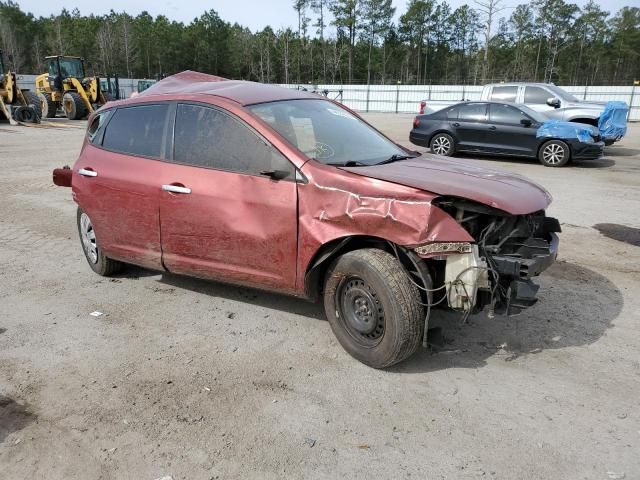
[54,72,560,368]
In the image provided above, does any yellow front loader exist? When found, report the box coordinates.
[0,50,41,124]
[35,55,113,120]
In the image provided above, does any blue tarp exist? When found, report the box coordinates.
[598,101,628,139]
[537,120,596,143]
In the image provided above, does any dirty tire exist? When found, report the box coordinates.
[76,208,123,276]
[22,91,42,119]
[323,249,423,369]
[63,92,88,120]
[430,133,455,156]
[539,139,570,167]
[38,92,57,118]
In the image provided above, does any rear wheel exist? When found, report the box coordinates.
[77,208,123,276]
[539,140,570,167]
[38,92,57,118]
[63,92,88,120]
[430,133,455,156]
[323,249,423,369]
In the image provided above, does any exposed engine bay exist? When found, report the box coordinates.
[427,197,561,317]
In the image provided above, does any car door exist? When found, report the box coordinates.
[73,103,170,270]
[523,86,561,119]
[159,102,299,292]
[451,103,489,151]
[485,104,539,156]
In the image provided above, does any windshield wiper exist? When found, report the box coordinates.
[375,154,416,166]
[326,160,368,167]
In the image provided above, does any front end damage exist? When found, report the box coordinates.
[414,197,560,317]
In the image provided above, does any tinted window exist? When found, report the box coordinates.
[489,104,531,124]
[102,104,169,157]
[445,107,458,120]
[490,86,518,102]
[458,103,487,122]
[173,104,293,177]
[87,110,112,144]
[524,86,552,105]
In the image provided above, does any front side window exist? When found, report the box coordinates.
[248,99,405,166]
[524,86,552,105]
[173,104,293,178]
[489,104,530,125]
[102,104,169,158]
[490,86,518,102]
[458,103,487,122]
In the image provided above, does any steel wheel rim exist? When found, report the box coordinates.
[336,276,385,347]
[543,144,564,164]
[80,213,98,264]
[433,136,451,155]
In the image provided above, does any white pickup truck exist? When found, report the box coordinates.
[418,83,627,144]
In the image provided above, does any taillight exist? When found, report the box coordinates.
[419,101,426,114]
[413,117,421,128]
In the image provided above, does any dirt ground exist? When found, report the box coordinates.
[1,116,639,480]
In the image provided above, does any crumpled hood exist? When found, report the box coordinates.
[343,156,552,215]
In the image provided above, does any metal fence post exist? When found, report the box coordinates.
[428,83,432,101]
[395,82,400,114]
[629,83,637,122]
[366,83,370,112]
[583,85,588,100]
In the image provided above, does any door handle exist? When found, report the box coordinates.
[78,168,97,177]
[488,125,497,130]
[452,122,460,127]
[162,184,191,194]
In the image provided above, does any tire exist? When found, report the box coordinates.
[21,91,42,119]
[38,92,57,118]
[63,92,88,120]
[430,133,455,156]
[323,248,423,369]
[76,208,123,276]
[538,139,570,167]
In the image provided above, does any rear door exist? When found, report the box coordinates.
[73,103,170,269]
[159,103,299,292]
[485,104,539,156]
[451,103,489,151]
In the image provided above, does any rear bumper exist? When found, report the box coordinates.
[570,141,604,161]
[409,130,430,147]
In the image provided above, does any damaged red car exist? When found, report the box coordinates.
[54,72,560,368]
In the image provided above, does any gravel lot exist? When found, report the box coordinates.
[1,116,639,480]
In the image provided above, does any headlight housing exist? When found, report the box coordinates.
[414,242,473,256]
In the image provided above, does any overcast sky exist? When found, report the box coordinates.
[16,0,634,32]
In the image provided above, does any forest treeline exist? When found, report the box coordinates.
[0,0,638,85]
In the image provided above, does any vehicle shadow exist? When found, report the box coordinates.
[0,395,36,444]
[390,260,623,374]
[604,146,640,157]
[156,272,326,321]
[454,152,616,169]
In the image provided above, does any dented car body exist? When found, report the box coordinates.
[55,71,560,368]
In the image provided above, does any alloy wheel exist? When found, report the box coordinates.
[80,212,99,264]
[543,143,565,165]
[432,136,451,155]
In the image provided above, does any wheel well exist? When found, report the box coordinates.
[304,236,432,304]
[568,118,598,127]
[537,138,572,160]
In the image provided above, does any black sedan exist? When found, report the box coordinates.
[409,101,604,167]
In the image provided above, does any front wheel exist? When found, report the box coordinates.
[539,140,570,167]
[323,249,424,368]
[77,208,123,276]
[430,133,455,156]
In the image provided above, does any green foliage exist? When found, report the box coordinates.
[0,0,638,84]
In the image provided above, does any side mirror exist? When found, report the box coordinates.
[520,118,532,127]
[546,97,561,108]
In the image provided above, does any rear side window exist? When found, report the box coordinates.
[458,103,487,122]
[102,104,169,158]
[445,107,458,120]
[490,86,518,102]
[173,104,293,178]
[87,110,112,144]
[524,86,551,105]
[489,104,530,124]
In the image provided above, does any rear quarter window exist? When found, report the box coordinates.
[102,104,169,158]
[87,109,112,145]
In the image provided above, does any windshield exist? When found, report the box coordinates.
[51,57,84,78]
[547,85,578,103]
[248,99,406,166]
